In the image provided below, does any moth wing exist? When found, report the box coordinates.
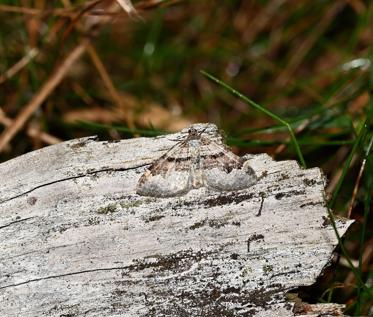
[200,138,257,191]
[136,141,193,197]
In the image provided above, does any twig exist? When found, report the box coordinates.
[0,108,13,126]
[0,4,43,15]
[275,1,346,87]
[0,107,61,145]
[0,42,87,152]
[62,0,135,128]
[242,0,286,44]
[27,126,62,145]
[0,48,39,85]
[347,136,373,218]
[327,120,367,209]
[115,0,136,13]
[86,44,134,128]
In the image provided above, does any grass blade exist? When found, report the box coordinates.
[201,70,307,167]
[328,120,368,209]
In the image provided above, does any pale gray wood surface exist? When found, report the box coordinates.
[0,123,353,316]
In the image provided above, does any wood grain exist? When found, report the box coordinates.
[0,123,353,316]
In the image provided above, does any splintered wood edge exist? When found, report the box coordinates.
[0,124,354,317]
[294,303,345,317]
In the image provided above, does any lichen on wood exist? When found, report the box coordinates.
[0,123,353,316]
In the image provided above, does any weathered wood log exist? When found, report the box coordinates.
[0,123,353,316]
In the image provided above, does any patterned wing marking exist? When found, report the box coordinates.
[136,141,193,197]
[200,137,257,191]
[136,127,258,197]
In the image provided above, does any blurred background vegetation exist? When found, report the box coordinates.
[0,0,372,315]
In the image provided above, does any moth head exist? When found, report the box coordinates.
[188,127,199,139]
[187,127,207,140]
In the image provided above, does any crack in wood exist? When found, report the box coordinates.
[0,216,35,230]
[0,266,131,290]
[0,164,148,205]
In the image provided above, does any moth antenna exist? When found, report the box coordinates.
[187,126,208,138]
[198,127,208,137]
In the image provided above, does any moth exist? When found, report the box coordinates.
[136,126,257,197]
